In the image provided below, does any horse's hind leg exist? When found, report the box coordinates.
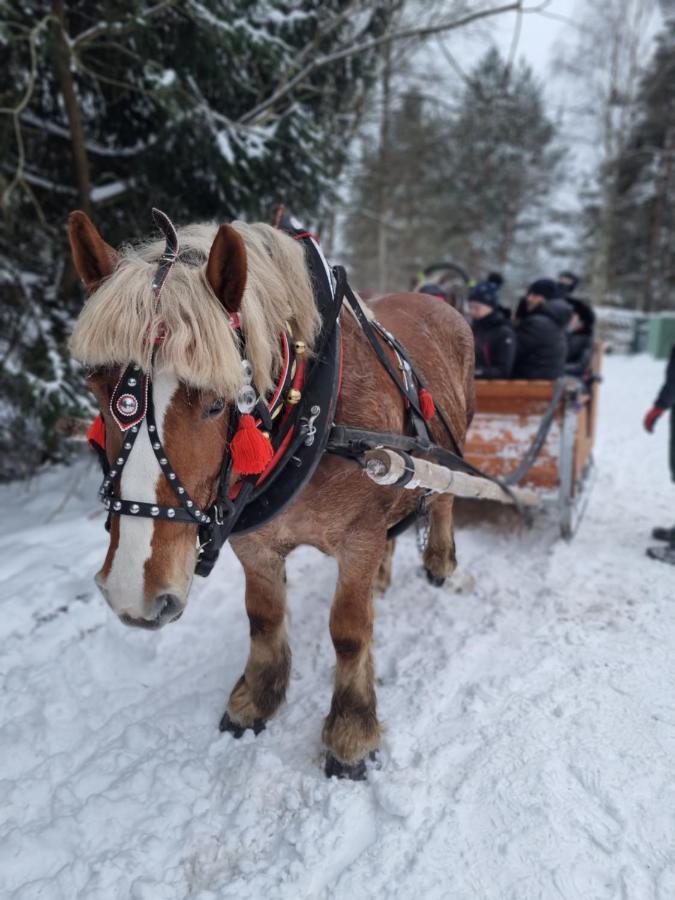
[220,544,290,736]
[374,538,395,594]
[323,538,384,780]
[423,494,457,587]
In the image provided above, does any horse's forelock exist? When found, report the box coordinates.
[69,221,320,398]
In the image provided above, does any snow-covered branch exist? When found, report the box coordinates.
[239,2,523,126]
[70,0,177,48]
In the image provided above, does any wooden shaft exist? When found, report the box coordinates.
[363,448,539,507]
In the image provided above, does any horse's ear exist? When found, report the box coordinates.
[68,210,118,293]
[205,224,247,314]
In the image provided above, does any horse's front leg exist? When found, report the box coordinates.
[323,537,385,780]
[424,493,457,586]
[220,544,290,737]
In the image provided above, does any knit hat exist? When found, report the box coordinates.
[557,270,579,296]
[468,280,499,308]
[527,278,557,301]
[418,282,449,302]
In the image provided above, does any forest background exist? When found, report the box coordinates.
[1,0,673,477]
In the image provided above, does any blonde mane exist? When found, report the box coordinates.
[69,221,321,398]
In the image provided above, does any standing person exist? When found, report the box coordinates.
[512,278,573,379]
[467,281,516,379]
[644,343,675,564]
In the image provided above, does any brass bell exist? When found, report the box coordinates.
[287,388,302,405]
[293,340,306,354]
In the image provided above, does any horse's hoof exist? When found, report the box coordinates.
[324,750,377,781]
[425,567,446,587]
[219,711,266,737]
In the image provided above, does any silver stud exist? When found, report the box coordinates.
[109,469,117,478]
[148,424,156,433]
[133,365,140,371]
[131,426,138,433]
[124,442,131,450]
[116,457,124,465]
[150,506,159,516]
[113,501,122,511]
[167,509,175,518]
[168,472,176,480]
[153,442,161,450]
[177,487,185,495]
[194,508,200,516]
[117,394,138,417]
[130,504,139,514]
[104,499,111,509]
[127,377,137,387]
[103,479,110,488]
[186,500,193,508]
[160,457,167,465]
[205,516,210,524]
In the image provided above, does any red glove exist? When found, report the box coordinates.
[644,406,665,433]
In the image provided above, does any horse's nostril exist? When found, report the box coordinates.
[152,593,183,624]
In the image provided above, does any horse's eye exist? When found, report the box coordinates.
[204,397,226,418]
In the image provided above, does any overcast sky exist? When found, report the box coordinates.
[490,0,578,77]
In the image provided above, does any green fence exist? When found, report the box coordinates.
[647,315,675,359]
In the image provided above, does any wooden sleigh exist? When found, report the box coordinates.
[464,344,603,538]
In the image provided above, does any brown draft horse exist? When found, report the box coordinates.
[68,212,475,779]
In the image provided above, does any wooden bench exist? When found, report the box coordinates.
[464,345,603,537]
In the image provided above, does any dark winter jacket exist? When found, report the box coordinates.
[655,344,675,409]
[565,332,594,376]
[513,299,573,380]
[471,309,516,379]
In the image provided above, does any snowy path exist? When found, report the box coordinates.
[1,355,674,900]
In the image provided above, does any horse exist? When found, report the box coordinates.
[68,210,475,779]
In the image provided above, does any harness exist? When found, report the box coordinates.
[89,209,485,578]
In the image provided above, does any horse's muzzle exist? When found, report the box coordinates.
[96,575,185,629]
[119,593,185,629]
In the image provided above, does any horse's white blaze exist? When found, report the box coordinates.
[102,372,179,618]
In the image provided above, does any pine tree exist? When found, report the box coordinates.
[606,20,675,311]
[0,0,400,479]
[343,48,561,295]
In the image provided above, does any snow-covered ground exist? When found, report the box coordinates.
[1,355,674,900]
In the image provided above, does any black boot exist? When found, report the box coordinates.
[651,526,675,542]
[646,544,675,565]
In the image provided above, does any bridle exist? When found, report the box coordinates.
[96,209,287,576]
[99,364,216,530]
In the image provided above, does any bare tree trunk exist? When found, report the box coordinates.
[642,129,675,312]
[52,0,92,215]
[375,42,392,293]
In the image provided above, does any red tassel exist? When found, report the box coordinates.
[87,413,106,451]
[231,414,274,475]
[419,388,435,420]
